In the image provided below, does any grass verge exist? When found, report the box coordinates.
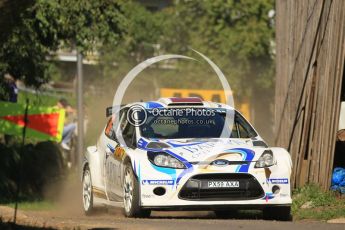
[2,200,56,211]
[292,184,345,220]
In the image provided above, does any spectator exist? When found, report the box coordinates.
[2,74,18,144]
[4,74,18,103]
[56,98,77,150]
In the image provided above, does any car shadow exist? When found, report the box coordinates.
[149,210,263,220]
[104,208,292,221]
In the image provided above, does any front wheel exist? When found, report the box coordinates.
[123,162,151,218]
[82,166,94,215]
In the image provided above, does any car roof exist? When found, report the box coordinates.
[123,97,235,110]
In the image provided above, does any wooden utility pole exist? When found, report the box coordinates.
[77,51,84,172]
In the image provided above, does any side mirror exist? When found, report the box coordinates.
[106,107,113,117]
[106,104,126,117]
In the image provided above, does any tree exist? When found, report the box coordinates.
[154,0,275,142]
[0,0,126,96]
[99,1,164,66]
[158,0,275,93]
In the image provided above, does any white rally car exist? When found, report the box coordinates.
[82,97,292,220]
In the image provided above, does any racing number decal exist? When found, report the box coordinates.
[105,145,125,192]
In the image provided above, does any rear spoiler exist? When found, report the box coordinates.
[159,97,204,106]
[106,105,126,117]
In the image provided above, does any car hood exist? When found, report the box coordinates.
[137,137,267,163]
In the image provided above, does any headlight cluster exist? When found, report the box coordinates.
[148,152,186,169]
[254,150,276,168]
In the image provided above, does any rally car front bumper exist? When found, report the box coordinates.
[139,170,292,209]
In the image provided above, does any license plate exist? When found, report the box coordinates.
[207,181,240,188]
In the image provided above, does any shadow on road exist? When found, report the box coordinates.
[104,208,263,220]
[151,210,263,220]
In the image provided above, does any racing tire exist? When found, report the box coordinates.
[82,166,94,215]
[263,206,291,221]
[123,162,151,218]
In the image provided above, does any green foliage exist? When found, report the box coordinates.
[18,90,72,108]
[116,1,163,59]
[203,0,273,58]
[100,0,275,96]
[154,0,275,92]
[33,0,125,51]
[293,184,337,208]
[0,0,126,90]
[294,206,345,220]
[292,184,345,220]
[4,200,55,211]
[0,0,275,98]
[0,141,65,202]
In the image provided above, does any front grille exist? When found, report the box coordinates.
[178,173,264,201]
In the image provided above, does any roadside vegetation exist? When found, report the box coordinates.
[4,200,55,211]
[0,0,275,101]
[292,184,345,220]
[0,141,65,204]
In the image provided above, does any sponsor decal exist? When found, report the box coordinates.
[211,159,229,166]
[268,178,289,184]
[224,148,254,173]
[142,194,155,198]
[280,193,289,197]
[142,180,174,185]
[107,143,115,153]
[181,142,216,154]
[180,142,218,159]
[166,140,204,148]
[137,138,149,149]
[92,186,107,199]
[145,101,164,109]
[262,192,275,202]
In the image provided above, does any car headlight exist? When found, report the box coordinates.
[148,152,186,169]
[254,150,276,168]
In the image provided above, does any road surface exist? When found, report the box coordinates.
[1,176,343,229]
[0,205,344,230]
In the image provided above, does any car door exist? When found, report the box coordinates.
[112,110,138,197]
[103,108,127,201]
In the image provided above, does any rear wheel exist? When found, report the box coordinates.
[123,162,151,218]
[82,166,94,215]
[263,206,291,221]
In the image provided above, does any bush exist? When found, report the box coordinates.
[0,141,65,202]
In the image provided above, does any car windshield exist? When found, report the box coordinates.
[138,108,257,139]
